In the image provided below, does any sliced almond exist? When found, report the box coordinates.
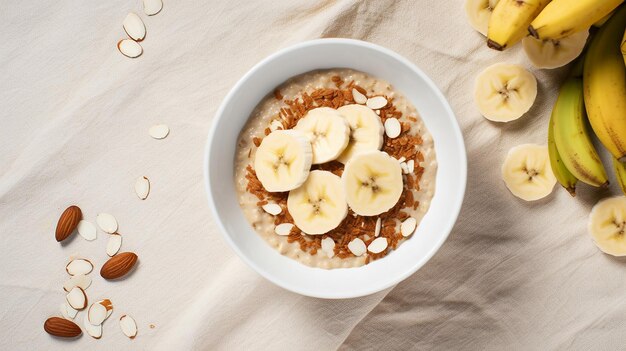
[396,156,406,163]
[76,220,97,241]
[368,237,388,254]
[320,237,335,258]
[63,274,92,292]
[352,88,367,104]
[120,315,138,339]
[149,124,169,139]
[60,302,78,320]
[100,299,114,319]
[400,217,417,237]
[407,159,415,173]
[269,119,283,132]
[66,258,93,276]
[384,118,401,138]
[66,287,88,310]
[400,162,409,174]
[262,203,282,216]
[275,223,293,236]
[143,0,163,15]
[87,302,108,325]
[123,13,146,41]
[348,238,366,256]
[374,218,382,237]
[84,314,102,339]
[107,233,123,257]
[135,176,150,200]
[96,213,118,233]
[118,39,143,58]
[366,96,388,110]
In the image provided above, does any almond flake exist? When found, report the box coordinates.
[66,258,93,276]
[100,299,114,319]
[135,176,150,200]
[321,237,335,258]
[262,203,282,216]
[366,96,388,110]
[275,223,293,236]
[77,220,97,241]
[376,110,381,115]
[63,274,92,292]
[123,13,146,41]
[368,237,388,254]
[66,287,88,310]
[120,315,138,339]
[400,162,409,174]
[384,118,401,138]
[118,39,143,58]
[143,0,163,16]
[269,120,283,131]
[396,156,406,163]
[96,213,118,234]
[60,302,78,320]
[88,302,109,326]
[84,314,102,339]
[352,88,367,104]
[149,124,169,139]
[401,217,417,237]
[107,233,123,257]
[348,238,366,257]
[407,159,415,173]
[374,218,382,237]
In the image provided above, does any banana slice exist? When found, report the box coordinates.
[465,0,501,36]
[287,170,348,235]
[523,30,589,69]
[501,144,557,201]
[336,104,384,164]
[475,63,537,122]
[254,130,312,192]
[588,197,626,256]
[342,150,403,216]
[294,107,350,164]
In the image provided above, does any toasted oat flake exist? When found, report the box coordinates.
[368,237,388,254]
[262,203,282,216]
[401,217,417,237]
[374,218,382,237]
[321,237,335,258]
[275,223,293,236]
[384,118,401,138]
[366,96,388,109]
[348,238,366,256]
[352,88,367,104]
[149,124,169,139]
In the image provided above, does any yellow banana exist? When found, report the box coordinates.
[548,112,577,196]
[622,28,626,67]
[614,158,626,195]
[584,5,626,162]
[487,0,550,50]
[529,0,623,40]
[553,78,609,188]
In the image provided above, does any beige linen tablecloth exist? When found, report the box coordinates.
[2,1,625,350]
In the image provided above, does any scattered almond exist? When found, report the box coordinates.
[135,176,150,200]
[60,302,78,320]
[374,218,382,237]
[366,96,388,110]
[149,124,170,139]
[143,0,163,16]
[77,220,97,241]
[63,274,92,292]
[275,223,293,236]
[66,287,88,310]
[367,237,388,254]
[384,118,401,138]
[44,317,82,338]
[118,39,143,58]
[87,300,112,326]
[400,217,417,237]
[123,13,146,41]
[100,252,138,280]
[262,203,282,216]
[55,205,82,242]
[66,258,93,276]
[120,315,138,339]
[106,233,123,257]
[84,314,102,339]
[352,88,367,104]
[407,159,415,173]
[348,238,366,256]
[96,213,118,234]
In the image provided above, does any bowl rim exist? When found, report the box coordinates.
[203,38,467,299]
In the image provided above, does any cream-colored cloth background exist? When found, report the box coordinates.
[1,1,625,350]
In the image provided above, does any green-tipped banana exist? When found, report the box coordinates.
[548,113,577,196]
[584,5,626,162]
[552,78,609,187]
[529,0,623,40]
[487,0,550,50]
[614,158,626,195]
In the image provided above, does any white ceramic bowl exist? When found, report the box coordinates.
[204,39,466,299]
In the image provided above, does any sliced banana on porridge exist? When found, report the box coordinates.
[336,104,385,164]
[342,150,403,216]
[294,107,350,164]
[287,170,348,235]
[254,130,312,192]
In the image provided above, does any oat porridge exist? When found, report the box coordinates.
[233,69,437,269]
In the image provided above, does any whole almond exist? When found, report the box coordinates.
[100,252,138,280]
[44,317,82,338]
[55,206,82,242]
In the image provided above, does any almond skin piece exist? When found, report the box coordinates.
[100,252,138,280]
[44,317,82,338]
[55,206,82,242]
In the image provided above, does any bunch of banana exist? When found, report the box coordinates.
[486,0,550,51]
[529,0,623,40]
[583,5,626,163]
